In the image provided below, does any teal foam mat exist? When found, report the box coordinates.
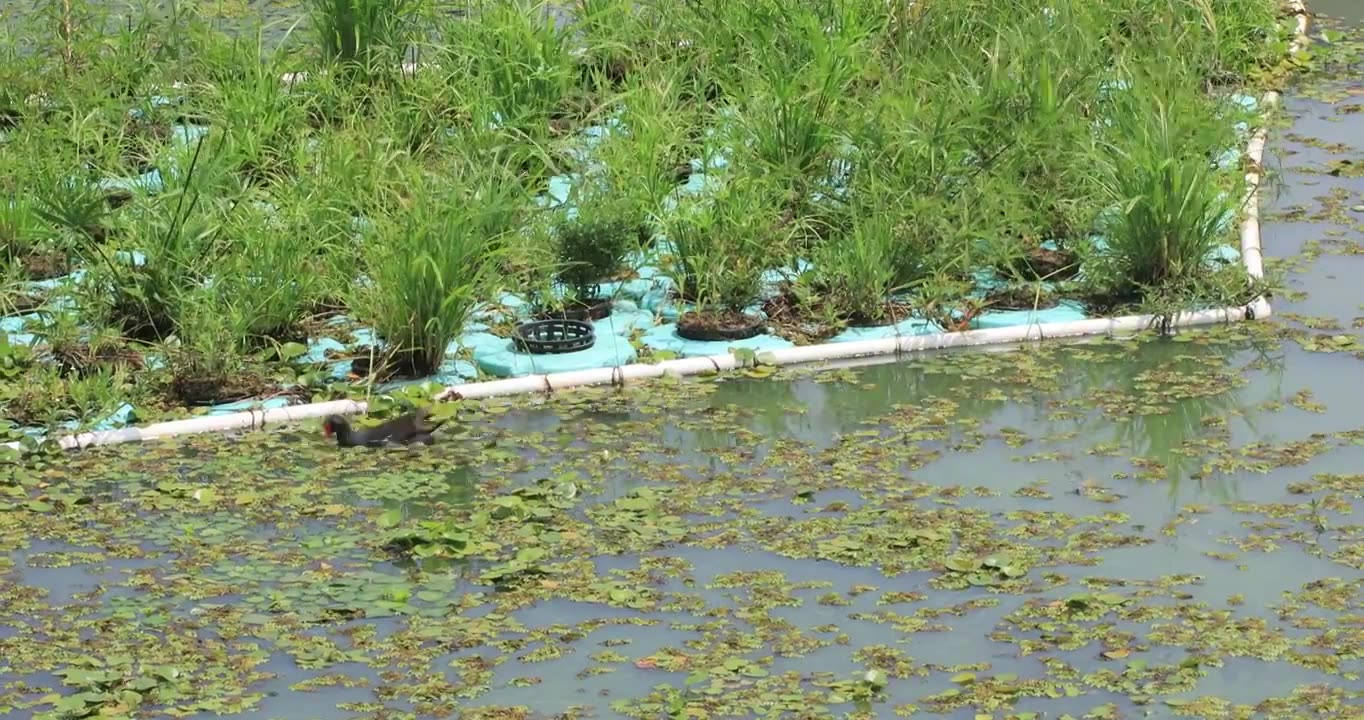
[971,299,1090,330]
[473,330,638,378]
[829,317,941,343]
[639,323,794,358]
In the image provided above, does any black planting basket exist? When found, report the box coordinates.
[513,319,596,355]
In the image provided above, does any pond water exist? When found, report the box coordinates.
[1311,0,1364,25]
[3,6,1364,720]
[6,321,1363,719]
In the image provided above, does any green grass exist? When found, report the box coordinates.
[664,176,778,313]
[0,0,1298,434]
[1089,52,1245,295]
[307,0,423,75]
[352,166,518,378]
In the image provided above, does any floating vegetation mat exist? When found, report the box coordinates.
[3,325,1363,719]
[0,0,1301,442]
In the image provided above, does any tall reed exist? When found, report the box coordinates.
[1090,59,1240,293]
[354,166,519,377]
[307,0,423,75]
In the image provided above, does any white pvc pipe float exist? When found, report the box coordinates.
[7,1,1307,453]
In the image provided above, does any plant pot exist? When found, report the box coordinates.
[350,349,430,381]
[676,310,765,342]
[513,319,596,355]
[535,298,613,322]
[984,286,1060,312]
[845,301,914,328]
[170,371,267,406]
[1012,245,1079,282]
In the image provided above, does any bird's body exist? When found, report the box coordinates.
[322,408,447,447]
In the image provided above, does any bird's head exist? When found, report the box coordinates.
[321,415,345,438]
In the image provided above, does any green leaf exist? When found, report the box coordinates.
[950,672,976,684]
[944,556,977,573]
[378,509,403,528]
[128,676,160,691]
[684,671,709,686]
[278,342,309,361]
[54,695,91,713]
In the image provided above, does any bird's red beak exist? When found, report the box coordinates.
[322,421,334,437]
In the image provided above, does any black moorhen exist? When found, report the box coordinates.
[322,407,448,447]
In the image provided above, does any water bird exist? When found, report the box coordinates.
[322,407,448,447]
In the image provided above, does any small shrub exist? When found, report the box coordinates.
[218,197,326,343]
[735,2,869,185]
[1,363,132,430]
[32,172,111,244]
[34,313,141,378]
[812,212,912,325]
[164,289,269,405]
[1,195,70,280]
[449,0,577,133]
[82,139,231,341]
[207,40,309,185]
[554,200,639,301]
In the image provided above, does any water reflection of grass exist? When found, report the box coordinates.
[713,332,1290,504]
[1071,335,1287,501]
[709,353,1014,444]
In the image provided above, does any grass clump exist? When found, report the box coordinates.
[809,211,915,327]
[1086,60,1244,302]
[307,0,424,76]
[664,177,776,319]
[353,169,516,378]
